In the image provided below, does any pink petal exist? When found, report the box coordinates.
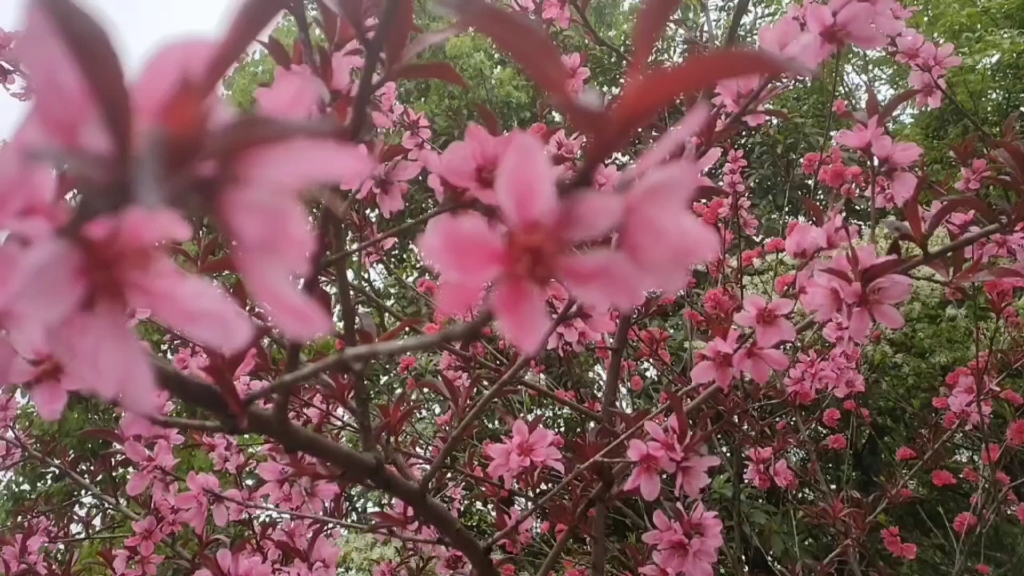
[129,257,255,354]
[19,5,98,149]
[240,264,333,342]
[417,212,505,286]
[639,471,661,501]
[632,101,711,175]
[50,306,161,416]
[690,361,717,384]
[558,191,625,243]
[871,303,905,330]
[494,132,558,229]
[435,281,485,317]
[235,140,375,195]
[131,40,218,127]
[491,278,551,354]
[255,65,328,120]
[558,250,643,310]
[31,380,68,421]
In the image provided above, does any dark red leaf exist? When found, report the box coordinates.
[865,86,880,118]
[200,116,341,162]
[81,428,123,445]
[801,197,826,226]
[378,318,425,341]
[385,0,415,70]
[629,0,681,78]
[401,25,465,64]
[394,61,469,88]
[317,0,342,48]
[475,103,503,135]
[925,197,995,239]
[449,0,601,131]
[902,179,924,242]
[819,267,853,285]
[200,0,289,97]
[258,36,293,68]
[37,0,131,160]
[879,88,920,121]
[861,258,907,286]
[588,49,800,166]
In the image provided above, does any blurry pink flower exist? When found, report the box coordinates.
[735,295,796,346]
[194,549,274,576]
[931,469,957,487]
[871,136,923,168]
[835,116,883,150]
[437,124,511,204]
[675,453,721,498]
[735,345,789,384]
[784,222,826,260]
[217,139,373,341]
[953,512,978,534]
[825,434,848,450]
[882,527,917,560]
[896,446,917,461]
[254,65,328,120]
[419,131,636,352]
[1008,420,1024,446]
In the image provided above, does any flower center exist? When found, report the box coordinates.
[506,226,558,284]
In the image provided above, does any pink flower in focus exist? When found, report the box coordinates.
[690,330,740,390]
[358,158,422,218]
[485,419,564,486]
[561,52,590,94]
[419,131,636,352]
[437,124,511,205]
[624,438,672,501]
[822,408,842,428]
[735,295,796,346]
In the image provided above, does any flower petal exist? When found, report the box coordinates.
[494,131,558,228]
[491,278,551,354]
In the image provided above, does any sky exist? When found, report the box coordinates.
[0,0,273,138]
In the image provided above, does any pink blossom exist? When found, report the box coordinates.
[735,295,796,346]
[825,434,848,450]
[642,502,724,576]
[485,419,564,486]
[953,512,978,535]
[675,453,721,498]
[437,124,511,204]
[931,469,957,487]
[418,131,636,352]
[690,330,739,390]
[835,116,883,150]
[805,0,887,56]
[895,446,917,461]
[541,0,571,28]
[1008,420,1024,446]
[254,65,328,120]
[956,159,990,193]
[216,139,373,341]
[625,438,672,501]
[871,136,923,168]
[784,222,827,260]
[561,52,590,94]
[882,527,917,560]
[358,158,421,218]
[772,459,798,490]
[734,344,790,384]
[822,408,842,428]
[124,516,164,558]
[194,548,274,576]
[0,207,253,417]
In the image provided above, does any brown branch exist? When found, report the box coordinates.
[156,364,498,576]
[321,203,464,267]
[724,0,751,46]
[244,313,492,404]
[348,0,402,139]
[418,302,577,491]
[331,217,377,452]
[591,314,631,576]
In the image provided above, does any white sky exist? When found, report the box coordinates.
[0,0,275,138]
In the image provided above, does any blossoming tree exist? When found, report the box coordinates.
[1,0,1024,574]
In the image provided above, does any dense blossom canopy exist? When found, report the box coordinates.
[1,0,1024,575]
